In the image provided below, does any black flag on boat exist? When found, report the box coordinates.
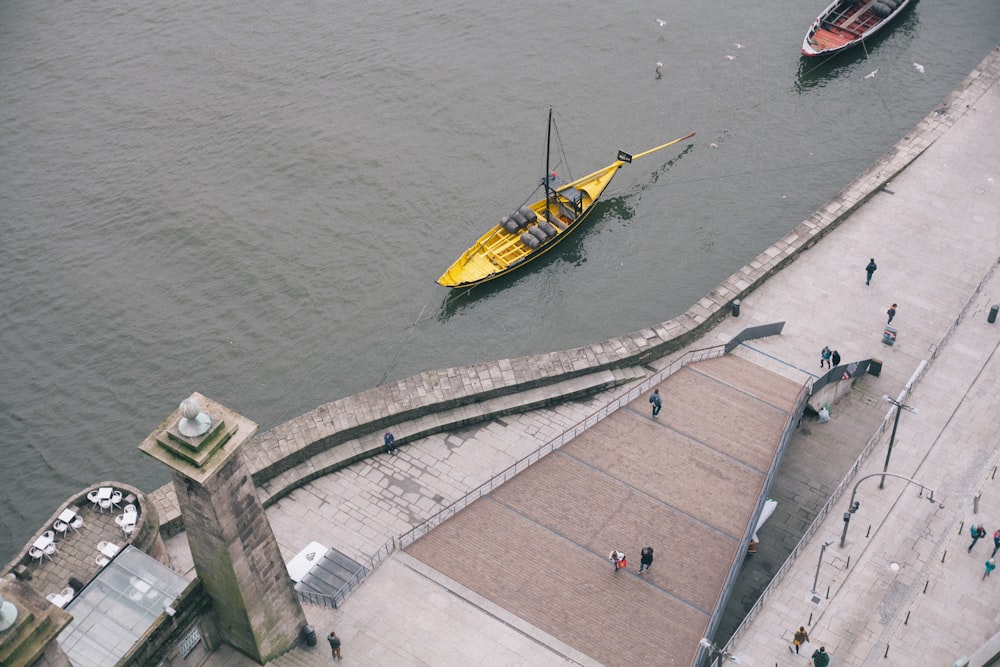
[617,150,632,163]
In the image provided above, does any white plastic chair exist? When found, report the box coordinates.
[29,547,44,563]
[99,498,112,513]
[53,520,69,538]
[96,554,110,567]
[41,529,54,541]
[43,543,57,559]
[69,515,84,532]
[86,489,100,510]
[111,490,123,509]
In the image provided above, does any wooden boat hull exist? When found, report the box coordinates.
[436,163,621,288]
[802,0,912,57]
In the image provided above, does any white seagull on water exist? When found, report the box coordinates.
[865,68,878,79]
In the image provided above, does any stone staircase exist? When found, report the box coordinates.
[255,366,646,507]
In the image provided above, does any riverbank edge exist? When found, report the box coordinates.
[147,46,1000,533]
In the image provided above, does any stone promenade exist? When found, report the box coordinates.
[186,46,1000,667]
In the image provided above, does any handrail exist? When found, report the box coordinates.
[720,255,1000,650]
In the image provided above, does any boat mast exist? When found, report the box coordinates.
[544,107,553,219]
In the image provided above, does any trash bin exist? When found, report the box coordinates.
[882,325,897,346]
[869,358,882,377]
[731,299,741,317]
[990,305,999,324]
[301,624,317,647]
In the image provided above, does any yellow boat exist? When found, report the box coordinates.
[437,109,695,288]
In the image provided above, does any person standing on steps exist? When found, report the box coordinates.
[649,388,662,417]
[792,626,810,654]
[810,646,830,667]
[831,350,841,368]
[384,431,397,455]
[638,546,654,573]
[327,631,342,661]
[887,303,897,324]
[866,258,877,285]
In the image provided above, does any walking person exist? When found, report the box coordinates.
[327,630,342,661]
[866,258,877,285]
[609,549,625,572]
[820,346,832,369]
[969,523,986,552]
[887,303,897,324]
[991,529,1000,558]
[809,646,830,667]
[638,546,654,573]
[384,431,397,455]
[831,350,841,367]
[649,389,662,417]
[985,559,996,579]
[792,625,810,654]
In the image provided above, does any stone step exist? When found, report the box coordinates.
[257,365,646,507]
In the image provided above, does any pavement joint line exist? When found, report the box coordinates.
[392,551,596,667]
[551,445,745,540]
[684,364,798,415]
[738,341,821,378]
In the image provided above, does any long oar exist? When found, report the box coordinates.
[619,131,696,163]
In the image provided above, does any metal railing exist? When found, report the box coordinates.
[398,341,729,549]
[719,258,997,650]
[697,374,812,664]
[296,536,397,609]
[296,323,791,610]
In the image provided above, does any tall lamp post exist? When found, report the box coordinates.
[879,393,918,489]
[841,472,942,547]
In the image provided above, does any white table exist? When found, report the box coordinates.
[286,541,328,582]
[58,508,78,523]
[98,542,120,558]
[47,592,71,608]
[97,487,113,501]
[32,533,54,551]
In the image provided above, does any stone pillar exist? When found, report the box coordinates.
[139,393,305,664]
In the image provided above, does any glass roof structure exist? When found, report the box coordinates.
[57,545,188,667]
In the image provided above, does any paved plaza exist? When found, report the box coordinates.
[184,47,1000,666]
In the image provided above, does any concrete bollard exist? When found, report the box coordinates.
[731,299,741,317]
[989,305,999,324]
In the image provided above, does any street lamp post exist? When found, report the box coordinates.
[879,393,918,489]
[841,472,942,547]
[812,540,833,594]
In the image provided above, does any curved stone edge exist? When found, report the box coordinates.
[147,46,999,524]
[3,480,165,577]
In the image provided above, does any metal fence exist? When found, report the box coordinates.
[718,256,998,651]
[398,341,729,550]
[296,536,397,609]
[296,323,794,611]
[696,374,812,666]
